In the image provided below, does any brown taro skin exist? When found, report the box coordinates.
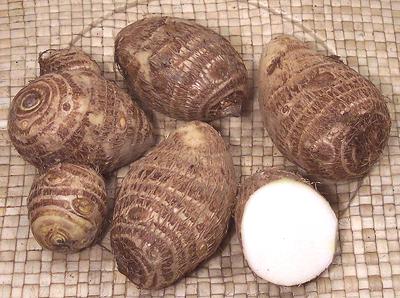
[235,168,308,244]
[115,16,249,121]
[258,35,391,181]
[38,47,102,76]
[27,163,109,253]
[8,49,154,174]
[111,121,237,289]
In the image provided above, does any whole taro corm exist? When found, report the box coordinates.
[115,16,249,121]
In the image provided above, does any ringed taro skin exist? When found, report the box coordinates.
[8,48,154,173]
[28,163,110,253]
[115,16,249,121]
[258,35,391,181]
[111,121,237,289]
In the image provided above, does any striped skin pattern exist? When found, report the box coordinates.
[39,47,102,76]
[115,16,249,121]
[111,121,237,289]
[258,35,391,181]
[8,49,154,174]
[28,163,109,253]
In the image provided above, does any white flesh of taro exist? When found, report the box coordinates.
[241,178,338,286]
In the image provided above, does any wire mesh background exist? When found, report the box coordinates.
[0,0,400,297]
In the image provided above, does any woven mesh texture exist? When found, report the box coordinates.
[0,1,399,297]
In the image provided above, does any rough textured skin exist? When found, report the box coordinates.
[39,47,102,76]
[27,163,109,253]
[115,16,249,121]
[258,35,391,181]
[111,121,237,289]
[8,49,154,173]
[235,168,307,244]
